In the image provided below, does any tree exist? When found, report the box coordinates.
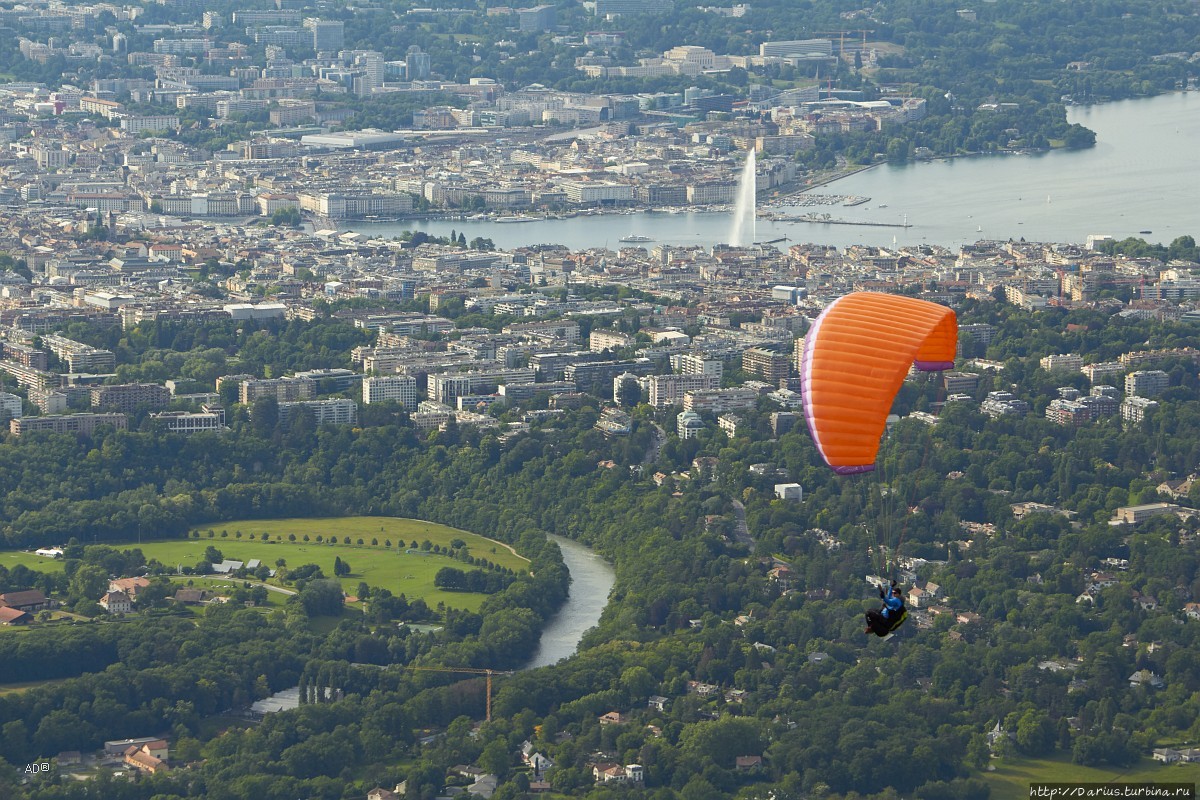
[1015,709,1056,755]
[299,579,345,616]
[69,565,108,604]
[478,737,511,779]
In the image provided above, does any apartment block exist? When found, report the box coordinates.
[0,342,48,370]
[1125,370,1170,398]
[150,410,226,434]
[278,398,357,426]
[565,359,654,394]
[1044,394,1118,427]
[1121,396,1159,424]
[1082,361,1125,383]
[646,373,720,407]
[741,347,791,385]
[90,383,171,413]
[682,388,758,414]
[426,368,536,404]
[41,334,116,373]
[11,413,128,436]
[590,329,636,352]
[942,371,980,395]
[1039,353,1083,373]
[239,376,316,404]
[0,392,21,420]
[503,320,581,342]
[678,353,723,379]
[363,375,419,409]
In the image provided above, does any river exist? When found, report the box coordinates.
[522,534,614,670]
[346,92,1200,250]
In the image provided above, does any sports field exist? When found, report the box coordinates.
[982,754,1200,800]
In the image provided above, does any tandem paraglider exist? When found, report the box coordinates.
[798,292,957,640]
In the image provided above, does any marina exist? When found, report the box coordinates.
[349,93,1200,250]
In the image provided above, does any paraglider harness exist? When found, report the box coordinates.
[865,581,907,637]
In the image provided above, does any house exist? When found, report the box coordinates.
[172,588,210,605]
[528,752,554,776]
[1183,602,1200,620]
[767,565,795,588]
[367,789,399,800]
[104,737,162,757]
[469,775,499,799]
[0,606,31,625]
[1129,669,1165,689]
[735,755,763,770]
[1132,591,1157,611]
[986,722,1011,751]
[599,711,626,725]
[109,577,151,598]
[595,764,643,783]
[907,586,927,607]
[100,590,133,614]
[686,680,719,696]
[56,751,81,767]
[1153,748,1182,763]
[647,695,668,711]
[0,589,51,612]
[591,763,620,782]
[123,742,167,774]
[956,611,982,625]
[34,548,63,558]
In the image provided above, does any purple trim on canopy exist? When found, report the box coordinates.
[833,464,876,475]
[913,360,955,371]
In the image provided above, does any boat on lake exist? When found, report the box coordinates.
[619,234,654,243]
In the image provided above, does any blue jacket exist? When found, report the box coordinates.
[881,592,905,619]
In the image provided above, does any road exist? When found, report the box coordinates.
[730,499,755,549]
[643,422,666,466]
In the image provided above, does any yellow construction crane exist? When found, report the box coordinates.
[814,29,875,55]
[401,665,513,721]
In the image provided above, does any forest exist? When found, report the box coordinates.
[0,296,1199,798]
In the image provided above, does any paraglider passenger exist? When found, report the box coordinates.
[865,581,907,637]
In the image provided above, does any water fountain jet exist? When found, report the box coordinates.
[729,148,757,247]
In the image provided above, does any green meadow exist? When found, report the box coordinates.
[0,550,66,574]
[3,517,528,614]
[982,755,1200,800]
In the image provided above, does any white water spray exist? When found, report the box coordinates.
[729,148,757,247]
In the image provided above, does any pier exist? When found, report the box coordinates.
[764,213,912,228]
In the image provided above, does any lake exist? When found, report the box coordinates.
[347,92,1200,250]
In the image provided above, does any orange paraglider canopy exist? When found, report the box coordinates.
[800,292,957,474]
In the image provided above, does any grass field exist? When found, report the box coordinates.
[0,550,65,574]
[2,517,526,613]
[0,517,527,614]
[173,517,527,613]
[983,754,1200,799]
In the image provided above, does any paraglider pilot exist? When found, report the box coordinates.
[865,581,907,637]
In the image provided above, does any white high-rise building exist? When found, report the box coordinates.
[0,392,22,420]
[363,375,419,410]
